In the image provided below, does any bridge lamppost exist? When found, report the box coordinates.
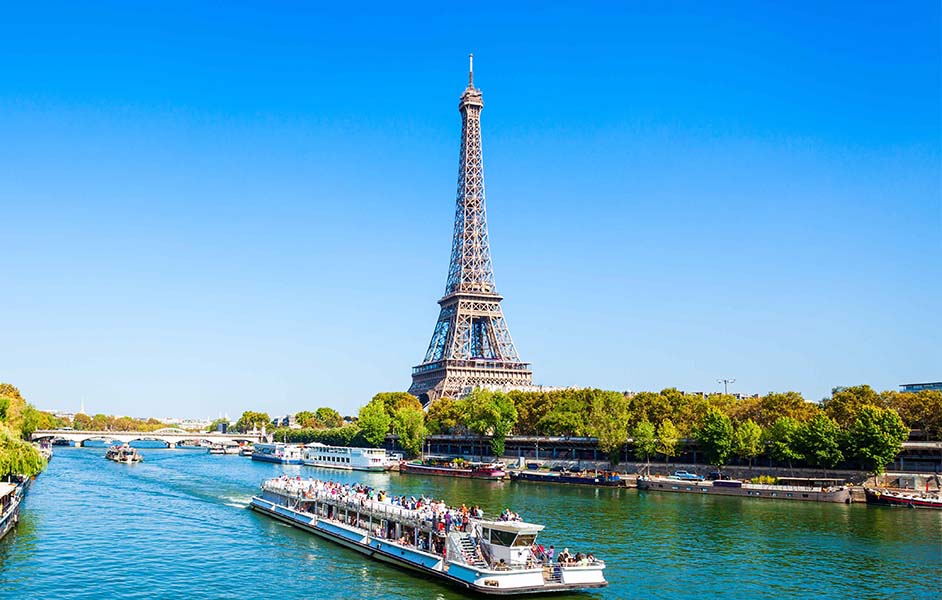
[717,378,736,395]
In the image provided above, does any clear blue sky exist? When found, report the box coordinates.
[1,2,939,419]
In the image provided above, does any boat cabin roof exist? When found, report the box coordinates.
[478,520,544,535]
[0,483,16,498]
[776,477,845,486]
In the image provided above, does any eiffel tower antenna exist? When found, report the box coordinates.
[409,57,533,406]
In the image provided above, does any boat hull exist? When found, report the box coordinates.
[400,463,505,480]
[0,493,21,542]
[638,478,851,503]
[864,488,942,509]
[251,454,303,465]
[510,471,623,487]
[249,496,605,595]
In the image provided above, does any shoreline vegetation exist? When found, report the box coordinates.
[16,384,940,477]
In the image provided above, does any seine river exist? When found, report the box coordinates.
[1,446,939,599]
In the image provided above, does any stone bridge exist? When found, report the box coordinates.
[31,428,264,448]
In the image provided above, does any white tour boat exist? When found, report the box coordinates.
[251,442,303,465]
[250,477,607,595]
[302,443,396,472]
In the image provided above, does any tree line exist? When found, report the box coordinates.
[0,383,49,477]
[250,384,936,475]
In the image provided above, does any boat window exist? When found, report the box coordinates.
[513,534,536,547]
[489,529,517,547]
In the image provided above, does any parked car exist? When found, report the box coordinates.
[671,470,704,481]
[707,471,731,481]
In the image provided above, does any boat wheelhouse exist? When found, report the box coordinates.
[250,477,606,595]
[251,442,303,465]
[302,443,394,471]
[400,457,505,480]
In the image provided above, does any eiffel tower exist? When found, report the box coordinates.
[409,56,533,406]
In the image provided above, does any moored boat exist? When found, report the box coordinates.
[302,443,397,471]
[510,470,623,487]
[209,442,241,455]
[239,444,254,457]
[864,488,942,509]
[250,477,607,595]
[251,442,303,465]
[400,457,505,480]
[105,445,143,464]
[0,482,23,542]
[638,476,852,503]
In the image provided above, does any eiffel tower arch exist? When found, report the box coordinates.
[409,56,533,406]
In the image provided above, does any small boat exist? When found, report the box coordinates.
[864,488,942,509]
[0,482,24,542]
[239,444,254,457]
[105,445,143,464]
[208,442,241,455]
[510,469,623,487]
[33,441,53,462]
[400,457,505,480]
[302,443,397,472]
[250,477,607,595]
[251,442,303,465]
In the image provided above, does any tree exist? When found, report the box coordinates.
[358,400,392,447]
[372,392,423,417]
[73,413,92,430]
[589,391,631,462]
[0,423,45,477]
[463,389,518,458]
[294,411,317,428]
[824,385,879,428]
[732,419,763,467]
[696,408,734,468]
[425,397,463,434]
[536,392,590,437]
[233,411,271,433]
[795,413,844,470]
[656,419,680,464]
[765,417,803,469]
[393,406,427,457]
[848,406,908,475]
[508,390,554,435]
[315,407,344,429]
[206,418,230,433]
[632,421,656,465]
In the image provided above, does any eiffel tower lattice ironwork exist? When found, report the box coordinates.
[409,56,533,406]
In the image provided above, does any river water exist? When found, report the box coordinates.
[1,446,939,599]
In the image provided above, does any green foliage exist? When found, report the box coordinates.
[358,400,392,447]
[848,406,908,474]
[463,389,518,457]
[392,406,427,457]
[425,397,463,434]
[631,420,657,463]
[656,419,680,462]
[728,391,818,428]
[373,392,423,416]
[795,413,844,469]
[751,475,778,485]
[536,392,591,437]
[824,385,880,428]
[0,423,45,478]
[589,391,631,460]
[294,411,317,428]
[696,408,734,467]
[315,407,344,429]
[206,418,230,433]
[732,419,763,465]
[764,417,803,467]
[270,425,364,446]
[233,411,271,433]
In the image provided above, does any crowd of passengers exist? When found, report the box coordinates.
[266,476,596,568]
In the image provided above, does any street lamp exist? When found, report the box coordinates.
[717,378,736,395]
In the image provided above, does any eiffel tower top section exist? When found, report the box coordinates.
[445,54,496,299]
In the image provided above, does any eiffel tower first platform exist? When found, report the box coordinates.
[409,56,534,407]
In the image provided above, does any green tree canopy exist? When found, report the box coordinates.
[765,416,803,468]
[824,385,880,428]
[0,423,45,478]
[589,391,631,460]
[392,406,427,458]
[656,419,680,463]
[463,389,518,457]
[315,407,344,429]
[732,419,763,466]
[632,420,656,464]
[425,397,463,435]
[358,400,392,447]
[233,411,271,433]
[294,411,317,428]
[795,413,844,469]
[848,406,908,474]
[695,408,734,468]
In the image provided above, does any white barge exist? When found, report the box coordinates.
[250,477,607,595]
[301,443,395,472]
